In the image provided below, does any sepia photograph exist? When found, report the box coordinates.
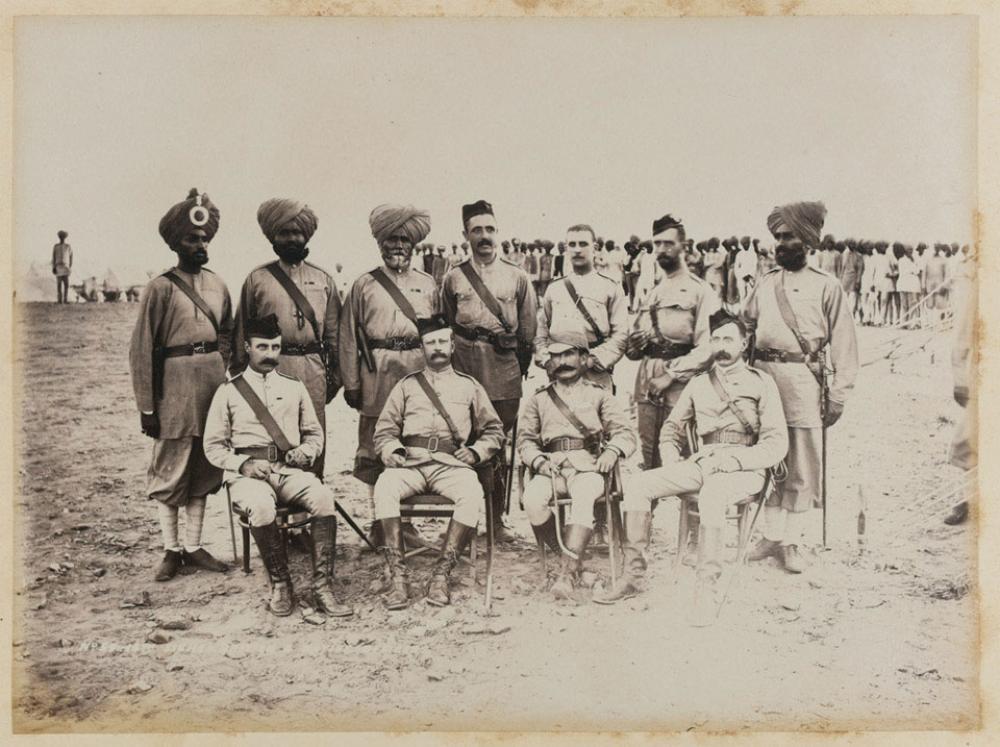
[7,6,990,739]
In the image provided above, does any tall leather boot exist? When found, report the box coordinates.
[593,511,651,604]
[249,522,294,617]
[311,516,354,618]
[426,519,474,607]
[551,524,592,600]
[690,525,723,627]
[530,515,562,555]
[380,517,410,611]
[682,508,700,567]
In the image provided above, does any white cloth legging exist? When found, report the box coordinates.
[623,460,764,528]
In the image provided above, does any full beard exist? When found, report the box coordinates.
[657,255,681,273]
[775,244,807,271]
[382,249,413,271]
[274,244,310,264]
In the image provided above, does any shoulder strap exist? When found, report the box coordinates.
[265,262,321,342]
[369,267,419,326]
[458,262,511,332]
[563,278,606,343]
[414,372,464,446]
[231,377,294,452]
[545,386,599,440]
[163,271,220,335]
[772,274,825,386]
[707,369,756,436]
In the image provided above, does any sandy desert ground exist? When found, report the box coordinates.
[11,301,977,733]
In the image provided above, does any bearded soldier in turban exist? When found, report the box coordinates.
[742,201,858,574]
[129,188,233,581]
[338,203,438,543]
[230,198,341,478]
[440,200,537,543]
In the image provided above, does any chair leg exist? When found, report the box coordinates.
[483,486,494,612]
[673,499,689,578]
[241,524,251,574]
[226,489,239,563]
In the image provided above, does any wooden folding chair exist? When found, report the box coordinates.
[671,421,773,576]
[536,463,625,586]
[396,459,496,613]
[226,484,315,575]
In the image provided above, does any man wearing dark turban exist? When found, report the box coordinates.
[338,203,439,546]
[230,198,341,478]
[742,201,858,574]
[440,199,537,542]
[129,188,233,582]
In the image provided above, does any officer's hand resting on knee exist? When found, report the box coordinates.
[596,449,619,474]
[534,459,555,477]
[383,450,407,468]
[455,447,479,466]
[240,458,271,479]
[284,447,311,468]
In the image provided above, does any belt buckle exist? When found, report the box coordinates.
[426,436,440,452]
[267,444,279,462]
[191,341,208,354]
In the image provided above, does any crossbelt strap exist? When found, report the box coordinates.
[707,368,757,438]
[459,262,512,332]
[773,274,824,387]
[265,262,321,343]
[563,279,606,344]
[163,271,220,335]
[544,386,602,445]
[413,372,465,447]
[369,267,419,327]
[231,377,294,453]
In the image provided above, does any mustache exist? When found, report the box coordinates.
[261,358,279,366]
[554,365,575,373]
[477,239,492,248]
[714,351,734,361]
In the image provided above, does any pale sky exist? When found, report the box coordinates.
[15,15,976,291]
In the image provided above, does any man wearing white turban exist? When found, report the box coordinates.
[338,204,439,545]
[230,198,341,478]
[742,201,858,574]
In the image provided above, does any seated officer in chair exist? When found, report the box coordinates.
[203,314,353,619]
[518,329,637,600]
[372,314,504,610]
[596,310,787,625]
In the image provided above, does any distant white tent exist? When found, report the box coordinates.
[18,262,52,302]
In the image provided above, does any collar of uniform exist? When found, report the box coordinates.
[382,263,410,276]
[243,366,275,384]
[425,364,454,380]
[473,255,497,270]
[278,258,303,273]
[570,267,594,278]
[715,358,747,379]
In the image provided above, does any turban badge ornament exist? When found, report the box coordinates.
[188,193,210,227]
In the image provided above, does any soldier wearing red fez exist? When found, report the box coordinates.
[230,198,341,478]
[742,201,858,574]
[129,188,233,582]
[440,199,537,542]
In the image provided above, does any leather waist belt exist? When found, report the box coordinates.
[702,430,755,447]
[754,348,818,364]
[161,340,218,358]
[542,437,601,454]
[453,324,497,344]
[402,435,459,454]
[281,341,324,356]
[645,341,694,360]
[369,337,421,351]
[236,445,287,462]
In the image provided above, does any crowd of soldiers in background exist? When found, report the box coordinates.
[412,233,970,327]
